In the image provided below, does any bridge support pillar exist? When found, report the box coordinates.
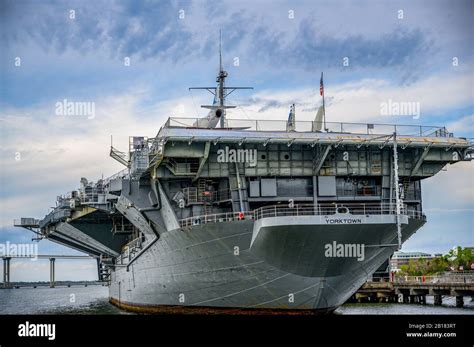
[455,296,464,308]
[2,257,11,288]
[49,258,55,288]
[434,294,442,306]
[96,258,101,281]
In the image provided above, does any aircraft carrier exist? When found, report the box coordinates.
[15,52,473,313]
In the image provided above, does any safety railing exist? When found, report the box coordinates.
[253,203,413,220]
[179,211,252,228]
[125,237,143,252]
[393,274,473,284]
[53,171,128,208]
[165,117,450,137]
[184,187,232,204]
[336,186,381,197]
[38,208,72,229]
[178,202,425,228]
[165,158,199,175]
[103,168,129,187]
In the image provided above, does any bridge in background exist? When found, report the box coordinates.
[1,254,98,289]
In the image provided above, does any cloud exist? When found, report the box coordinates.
[403,209,473,253]
[2,0,472,112]
[446,115,474,136]
[252,20,431,73]
[229,71,473,129]
[3,70,471,226]
[402,161,473,253]
[3,0,470,80]
[0,0,472,277]
[0,86,212,227]
[423,161,474,210]
[1,0,194,62]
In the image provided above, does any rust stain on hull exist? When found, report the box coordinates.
[109,297,335,315]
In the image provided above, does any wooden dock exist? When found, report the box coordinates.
[352,274,474,307]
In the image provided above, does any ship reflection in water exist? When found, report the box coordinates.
[0,286,472,315]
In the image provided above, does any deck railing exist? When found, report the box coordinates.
[179,211,252,228]
[166,117,451,137]
[103,168,129,186]
[184,187,232,204]
[252,203,424,220]
[178,202,425,228]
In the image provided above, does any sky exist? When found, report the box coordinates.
[0,0,473,281]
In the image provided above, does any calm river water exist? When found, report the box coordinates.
[0,286,473,315]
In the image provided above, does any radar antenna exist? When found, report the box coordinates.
[189,30,253,128]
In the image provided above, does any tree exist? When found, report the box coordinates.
[398,247,473,276]
[451,246,474,270]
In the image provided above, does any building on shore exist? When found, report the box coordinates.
[389,251,443,272]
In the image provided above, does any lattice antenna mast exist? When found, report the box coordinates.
[189,30,253,128]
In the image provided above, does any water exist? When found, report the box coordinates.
[335,297,474,315]
[0,286,473,314]
[0,286,125,314]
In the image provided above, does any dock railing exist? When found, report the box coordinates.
[393,274,473,284]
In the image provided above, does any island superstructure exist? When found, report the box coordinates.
[15,55,473,313]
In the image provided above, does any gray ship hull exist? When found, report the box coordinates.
[13,56,470,315]
[109,216,424,312]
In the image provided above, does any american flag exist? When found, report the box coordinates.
[320,72,324,96]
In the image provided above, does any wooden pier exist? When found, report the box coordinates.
[352,274,474,307]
